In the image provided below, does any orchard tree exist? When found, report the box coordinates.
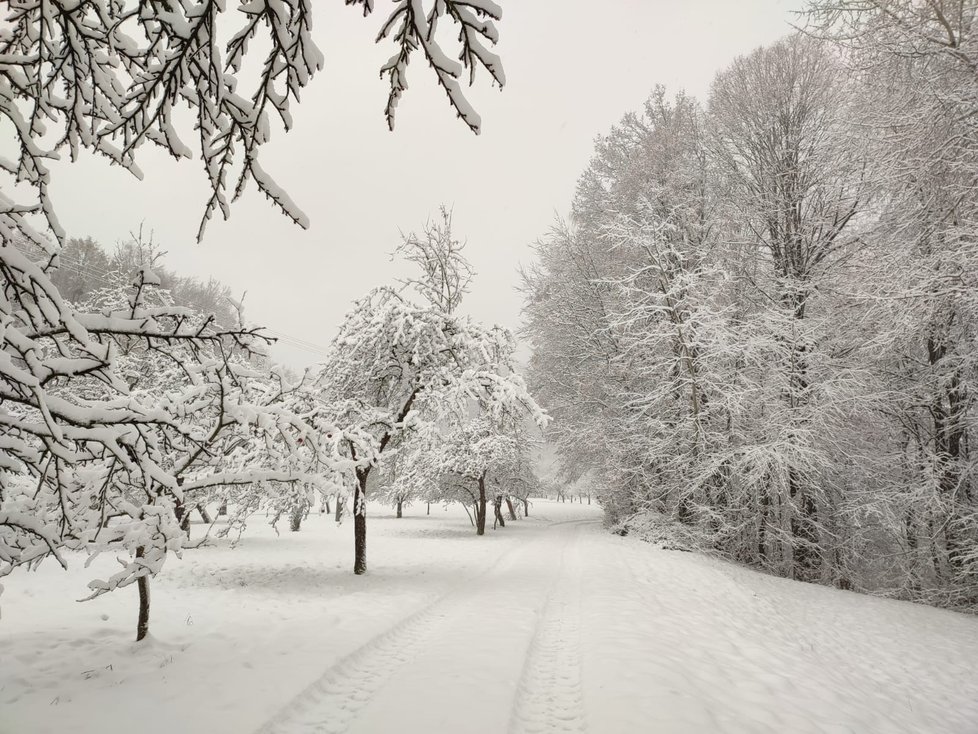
[314,285,543,570]
[375,436,415,519]
[314,210,543,571]
[0,262,353,640]
[401,418,523,535]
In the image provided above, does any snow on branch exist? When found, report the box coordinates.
[377,0,504,133]
[1,1,507,245]
[0,252,352,602]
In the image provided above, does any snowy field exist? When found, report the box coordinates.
[2,499,977,734]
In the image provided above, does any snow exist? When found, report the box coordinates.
[2,500,977,734]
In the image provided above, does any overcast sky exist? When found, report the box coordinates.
[49,0,805,368]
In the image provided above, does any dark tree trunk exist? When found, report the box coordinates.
[354,471,368,574]
[347,390,418,574]
[174,498,190,535]
[136,546,150,642]
[789,467,820,581]
[522,497,529,517]
[335,495,343,522]
[476,477,487,536]
[323,497,331,514]
[427,502,430,516]
[290,504,303,532]
[493,495,505,529]
[505,496,517,521]
[587,494,591,505]
[173,478,190,535]
[217,500,228,517]
[396,498,403,518]
[758,490,770,562]
[929,355,970,575]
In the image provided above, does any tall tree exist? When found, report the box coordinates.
[808,0,978,600]
[708,34,864,580]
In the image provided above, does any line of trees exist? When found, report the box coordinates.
[1,207,545,638]
[0,1,526,641]
[522,2,978,608]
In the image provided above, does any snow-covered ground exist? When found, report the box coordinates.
[2,499,977,734]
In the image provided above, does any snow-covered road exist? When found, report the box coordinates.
[257,519,593,734]
[3,501,978,733]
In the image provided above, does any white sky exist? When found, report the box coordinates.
[48,0,805,368]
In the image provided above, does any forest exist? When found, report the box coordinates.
[523,14,978,609]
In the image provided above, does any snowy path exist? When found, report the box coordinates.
[3,501,978,734]
[257,519,594,734]
[252,512,978,734]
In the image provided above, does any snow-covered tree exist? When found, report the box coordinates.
[314,211,543,570]
[401,417,521,535]
[522,20,976,608]
[0,253,356,640]
[47,237,112,304]
[395,205,475,316]
[1,1,507,244]
[805,0,978,602]
[313,284,543,570]
[0,0,512,633]
[707,33,866,581]
[522,89,725,526]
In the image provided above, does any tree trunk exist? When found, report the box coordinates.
[323,497,331,515]
[493,495,505,529]
[290,504,303,532]
[427,502,430,516]
[197,504,212,523]
[354,471,368,574]
[930,356,970,576]
[335,495,343,522]
[396,498,403,518]
[505,496,517,521]
[136,546,150,642]
[476,477,487,536]
[217,500,228,517]
[174,498,190,535]
[587,494,591,505]
[789,467,820,581]
[522,497,529,517]
[758,489,770,563]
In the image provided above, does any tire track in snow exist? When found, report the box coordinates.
[255,597,449,734]
[255,519,594,734]
[508,523,587,734]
